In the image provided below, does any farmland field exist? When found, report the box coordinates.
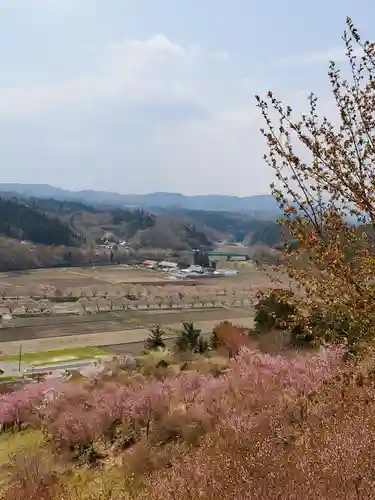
[0,266,170,296]
[0,264,279,357]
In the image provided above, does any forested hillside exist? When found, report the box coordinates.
[28,197,99,216]
[164,208,283,246]
[110,208,156,238]
[0,195,286,272]
[0,197,80,246]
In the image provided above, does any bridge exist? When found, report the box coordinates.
[205,251,250,259]
[191,250,250,261]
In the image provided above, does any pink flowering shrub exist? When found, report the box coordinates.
[138,347,375,500]
[0,380,66,431]
[0,347,344,440]
[0,345,351,499]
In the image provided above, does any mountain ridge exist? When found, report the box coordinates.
[0,183,278,214]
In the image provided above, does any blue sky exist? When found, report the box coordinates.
[0,0,373,195]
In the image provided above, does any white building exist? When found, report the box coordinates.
[158,261,178,271]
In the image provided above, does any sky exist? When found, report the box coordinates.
[0,0,374,196]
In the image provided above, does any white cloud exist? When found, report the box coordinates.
[0,25,241,119]
[0,30,267,194]
[0,27,332,195]
[0,34,193,117]
[274,48,352,68]
[141,107,273,195]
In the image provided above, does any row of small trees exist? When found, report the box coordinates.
[145,322,210,354]
[0,294,257,318]
[144,291,318,358]
[76,296,253,314]
[0,282,260,306]
[145,321,254,358]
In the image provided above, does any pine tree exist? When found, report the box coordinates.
[144,325,166,351]
[175,322,209,354]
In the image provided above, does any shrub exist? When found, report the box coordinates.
[254,290,296,331]
[156,359,169,369]
[151,406,213,447]
[0,343,350,500]
[142,360,171,380]
[3,448,58,500]
[138,345,347,500]
[197,336,210,355]
[210,326,222,350]
[211,321,251,357]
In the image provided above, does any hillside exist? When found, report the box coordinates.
[162,208,283,247]
[28,197,99,216]
[1,196,283,251]
[0,195,287,271]
[0,197,215,261]
[0,183,279,214]
[131,215,213,251]
[47,204,213,251]
[0,340,371,500]
[22,196,282,248]
[0,197,80,247]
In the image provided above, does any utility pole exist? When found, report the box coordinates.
[18,344,22,373]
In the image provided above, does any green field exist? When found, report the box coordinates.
[0,346,108,365]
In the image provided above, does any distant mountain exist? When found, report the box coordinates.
[0,184,279,215]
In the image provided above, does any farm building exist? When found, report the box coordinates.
[158,261,178,271]
[142,260,157,269]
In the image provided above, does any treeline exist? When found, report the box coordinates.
[28,197,99,216]
[0,197,79,246]
[0,237,170,272]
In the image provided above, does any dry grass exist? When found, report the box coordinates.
[0,430,46,487]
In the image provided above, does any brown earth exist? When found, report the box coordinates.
[0,264,283,356]
[0,316,255,356]
[0,308,252,344]
[0,264,277,297]
[0,266,170,296]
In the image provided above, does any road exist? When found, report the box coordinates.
[0,316,255,379]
